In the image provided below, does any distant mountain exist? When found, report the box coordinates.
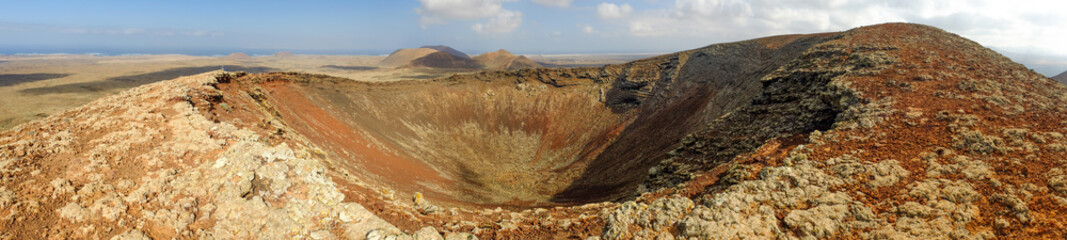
[1054,70,1067,84]
[408,51,480,69]
[224,52,251,60]
[380,47,541,70]
[272,51,295,57]
[379,48,439,68]
[420,45,470,59]
[379,48,478,69]
[473,49,543,70]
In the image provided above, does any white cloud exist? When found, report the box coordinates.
[532,0,572,7]
[472,10,523,33]
[415,0,507,26]
[619,0,1067,56]
[416,0,523,33]
[579,24,596,34]
[597,2,633,20]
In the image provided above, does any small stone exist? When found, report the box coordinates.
[0,188,15,208]
[310,230,333,240]
[109,229,151,240]
[413,192,424,205]
[443,232,478,240]
[413,226,444,240]
[57,202,88,222]
[368,229,398,240]
[994,218,1011,230]
[655,231,675,240]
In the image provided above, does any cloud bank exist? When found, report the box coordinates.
[532,0,572,8]
[416,0,523,33]
[597,3,633,20]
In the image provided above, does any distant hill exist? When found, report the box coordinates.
[1054,70,1067,84]
[409,51,480,69]
[380,47,541,70]
[224,52,251,60]
[420,45,470,59]
[379,48,439,68]
[473,49,543,70]
[379,48,478,69]
[272,51,295,57]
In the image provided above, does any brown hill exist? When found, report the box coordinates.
[379,48,478,69]
[3,23,1067,239]
[420,45,470,59]
[1054,70,1067,84]
[473,49,543,70]
[378,48,438,68]
[223,52,251,60]
[407,51,479,69]
[272,51,295,57]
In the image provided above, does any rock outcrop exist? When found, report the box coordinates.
[3,23,1067,239]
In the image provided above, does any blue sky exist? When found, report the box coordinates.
[2,0,1066,75]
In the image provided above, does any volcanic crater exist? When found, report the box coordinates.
[208,30,842,211]
[4,23,1067,239]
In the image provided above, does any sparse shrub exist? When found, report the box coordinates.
[214,72,247,83]
[992,193,1032,223]
[1046,143,1067,152]
[1050,175,1067,195]
[718,163,756,185]
[215,73,234,83]
[953,129,1007,155]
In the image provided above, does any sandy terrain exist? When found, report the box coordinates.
[0,54,466,130]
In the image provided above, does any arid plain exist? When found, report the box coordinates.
[0,51,652,130]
